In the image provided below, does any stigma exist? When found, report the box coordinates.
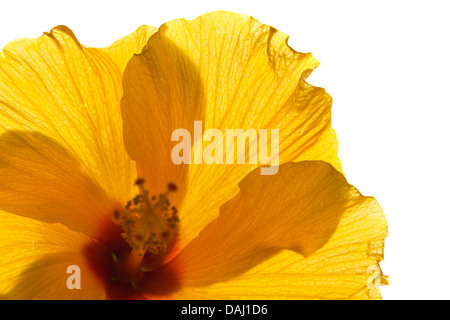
[112,179,179,256]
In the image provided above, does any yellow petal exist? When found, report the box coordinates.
[168,247,387,300]
[173,197,388,300]
[0,25,152,203]
[100,25,157,73]
[179,198,388,300]
[0,210,106,299]
[121,11,342,251]
[0,131,115,241]
[137,162,387,299]
[121,22,206,202]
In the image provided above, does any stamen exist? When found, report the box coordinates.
[135,178,145,185]
[112,181,179,257]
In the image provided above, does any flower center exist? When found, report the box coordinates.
[112,179,179,257]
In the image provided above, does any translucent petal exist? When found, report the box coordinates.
[0,210,106,299]
[121,12,342,251]
[0,26,153,203]
[137,162,387,300]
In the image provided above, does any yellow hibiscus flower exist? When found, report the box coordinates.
[0,11,388,300]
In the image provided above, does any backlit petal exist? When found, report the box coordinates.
[0,131,116,241]
[100,25,157,73]
[121,11,342,250]
[137,162,387,299]
[0,210,106,299]
[121,21,206,202]
[0,26,151,205]
[174,200,387,299]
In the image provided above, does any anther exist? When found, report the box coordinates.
[113,210,120,221]
[168,182,178,192]
[135,178,145,185]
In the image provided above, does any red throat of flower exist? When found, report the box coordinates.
[83,180,181,299]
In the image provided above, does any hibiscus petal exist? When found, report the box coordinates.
[121,22,206,203]
[100,25,157,73]
[137,161,387,300]
[0,25,152,204]
[0,210,106,299]
[0,130,116,240]
[121,11,342,251]
[166,248,387,300]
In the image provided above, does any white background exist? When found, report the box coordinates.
[1,0,449,300]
